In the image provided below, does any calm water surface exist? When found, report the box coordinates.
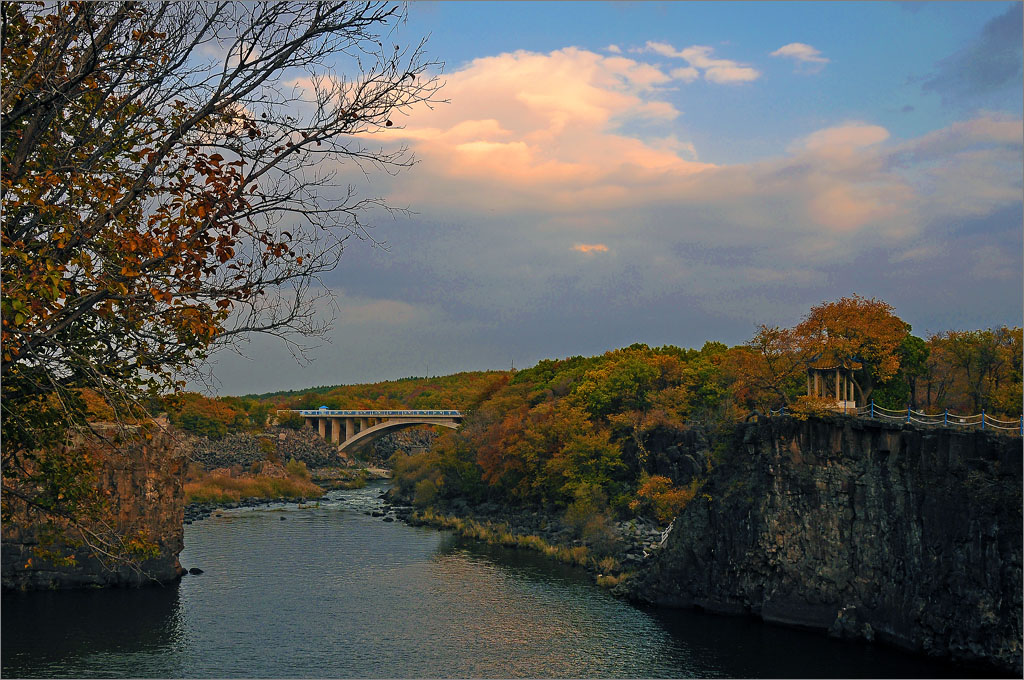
[2,482,982,678]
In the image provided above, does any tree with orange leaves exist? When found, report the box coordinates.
[732,324,808,412]
[793,295,909,405]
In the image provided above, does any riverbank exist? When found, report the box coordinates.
[378,493,670,592]
[184,466,390,523]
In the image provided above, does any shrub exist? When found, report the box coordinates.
[563,484,621,557]
[257,438,276,455]
[184,462,323,504]
[788,395,837,420]
[413,478,439,508]
[629,474,696,524]
[277,411,306,430]
[179,412,227,439]
[285,457,310,480]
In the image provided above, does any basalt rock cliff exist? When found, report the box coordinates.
[2,423,187,590]
[631,415,1022,675]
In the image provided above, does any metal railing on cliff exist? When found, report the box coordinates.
[766,402,1023,436]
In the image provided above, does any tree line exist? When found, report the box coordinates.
[387,296,1021,531]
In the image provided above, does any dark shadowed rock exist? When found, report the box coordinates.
[630,416,1022,676]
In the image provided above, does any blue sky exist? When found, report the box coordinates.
[201,1,1023,395]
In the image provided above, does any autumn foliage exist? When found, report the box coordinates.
[388,296,1020,527]
[1,1,439,570]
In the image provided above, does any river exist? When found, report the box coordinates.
[2,482,982,678]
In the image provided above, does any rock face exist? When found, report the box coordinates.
[2,424,187,590]
[631,415,1022,675]
[187,427,341,470]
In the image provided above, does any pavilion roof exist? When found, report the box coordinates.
[808,351,862,371]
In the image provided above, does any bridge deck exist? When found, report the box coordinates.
[293,409,462,417]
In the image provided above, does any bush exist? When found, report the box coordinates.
[179,412,227,439]
[629,474,696,524]
[788,395,837,420]
[277,411,306,430]
[184,473,323,504]
[285,457,310,481]
[413,478,439,508]
[563,484,621,557]
[257,438,276,455]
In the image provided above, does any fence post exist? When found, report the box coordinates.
[870,400,874,419]
[944,409,948,426]
[981,410,985,430]
[906,406,911,424]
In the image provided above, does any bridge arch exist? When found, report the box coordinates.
[338,418,459,454]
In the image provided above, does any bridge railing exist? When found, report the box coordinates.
[281,409,463,418]
[767,402,1022,436]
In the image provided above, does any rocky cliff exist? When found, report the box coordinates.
[631,415,1022,675]
[2,423,186,590]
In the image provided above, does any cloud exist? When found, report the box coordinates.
[669,66,700,83]
[386,45,1018,249]
[605,44,622,54]
[890,114,1021,162]
[646,41,760,84]
[921,3,1023,104]
[337,295,428,326]
[386,47,713,213]
[794,122,890,158]
[770,42,829,73]
[340,47,1021,366]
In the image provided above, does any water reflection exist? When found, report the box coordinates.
[2,584,185,677]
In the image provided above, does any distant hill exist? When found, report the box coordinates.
[250,370,511,411]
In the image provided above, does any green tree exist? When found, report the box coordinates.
[872,334,929,409]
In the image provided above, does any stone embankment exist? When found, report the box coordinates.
[629,415,1022,676]
[186,427,345,470]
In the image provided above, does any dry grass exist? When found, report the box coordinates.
[595,572,632,589]
[185,472,324,504]
[413,509,592,568]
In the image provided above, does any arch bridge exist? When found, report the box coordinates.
[282,409,463,454]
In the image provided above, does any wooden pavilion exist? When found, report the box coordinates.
[807,352,861,412]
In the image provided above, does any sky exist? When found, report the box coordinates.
[200,1,1023,396]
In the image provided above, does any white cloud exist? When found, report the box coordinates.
[352,47,1020,329]
[385,47,712,212]
[795,122,891,157]
[387,46,1019,249]
[771,42,829,72]
[338,295,428,326]
[646,41,761,84]
[605,44,622,54]
[669,66,700,83]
